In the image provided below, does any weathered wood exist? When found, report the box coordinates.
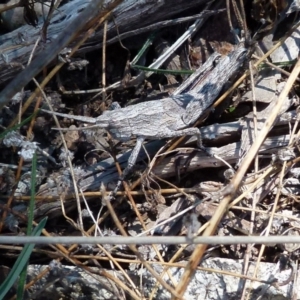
[0,0,207,84]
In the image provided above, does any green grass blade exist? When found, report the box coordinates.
[16,152,37,299]
[131,32,157,65]
[0,217,47,299]
[258,59,297,70]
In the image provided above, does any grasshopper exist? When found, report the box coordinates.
[43,45,247,196]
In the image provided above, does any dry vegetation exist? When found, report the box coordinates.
[0,0,300,299]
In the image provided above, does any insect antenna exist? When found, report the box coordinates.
[41,109,97,124]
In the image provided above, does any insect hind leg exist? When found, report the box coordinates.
[110,137,144,199]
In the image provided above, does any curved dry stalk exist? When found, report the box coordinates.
[102,189,180,298]
[173,55,300,299]
[149,221,209,299]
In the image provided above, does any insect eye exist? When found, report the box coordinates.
[214,57,221,66]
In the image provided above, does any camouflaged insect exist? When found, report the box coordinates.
[43,45,248,197]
